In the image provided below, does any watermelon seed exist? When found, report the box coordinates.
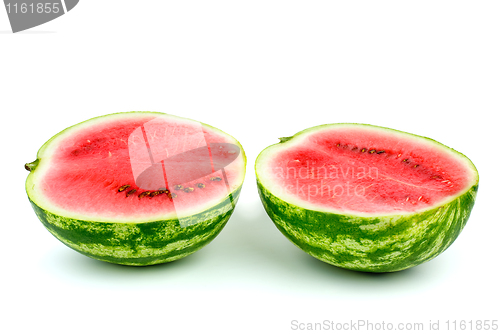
[413,165,419,168]
[184,187,194,193]
[406,196,410,201]
[150,191,161,197]
[210,176,222,181]
[377,150,385,154]
[369,149,376,154]
[168,192,177,199]
[196,183,205,188]
[397,153,402,157]
[174,185,183,190]
[418,196,423,201]
[361,148,367,153]
[336,143,340,147]
[138,191,151,199]
[402,159,408,163]
[158,188,171,194]
[352,146,358,151]
[126,189,137,197]
[118,185,131,192]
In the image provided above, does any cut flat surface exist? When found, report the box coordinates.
[256,124,478,215]
[27,112,246,222]
[256,123,478,272]
[25,112,246,265]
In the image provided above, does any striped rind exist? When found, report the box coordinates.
[255,123,479,272]
[31,187,241,266]
[26,111,247,265]
[257,179,477,272]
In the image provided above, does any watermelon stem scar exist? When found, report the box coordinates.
[279,136,293,143]
[25,159,39,172]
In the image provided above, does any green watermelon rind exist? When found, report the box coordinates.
[31,187,242,266]
[26,111,247,266]
[255,123,479,273]
[257,180,477,272]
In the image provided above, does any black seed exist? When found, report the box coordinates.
[118,185,131,192]
[402,159,408,163]
[138,191,150,199]
[168,192,177,199]
[174,185,183,190]
[126,189,137,197]
[352,146,358,151]
[210,176,222,181]
[361,148,367,153]
[150,191,161,197]
[196,183,205,188]
[413,164,419,168]
[377,150,385,154]
[369,149,376,154]
[184,187,194,193]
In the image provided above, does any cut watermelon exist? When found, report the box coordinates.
[25,112,246,266]
[255,124,478,272]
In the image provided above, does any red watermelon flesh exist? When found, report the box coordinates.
[32,113,245,221]
[261,125,477,214]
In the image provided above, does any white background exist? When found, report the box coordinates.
[2,1,499,333]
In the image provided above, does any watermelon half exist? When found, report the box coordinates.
[25,112,246,266]
[255,124,478,272]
